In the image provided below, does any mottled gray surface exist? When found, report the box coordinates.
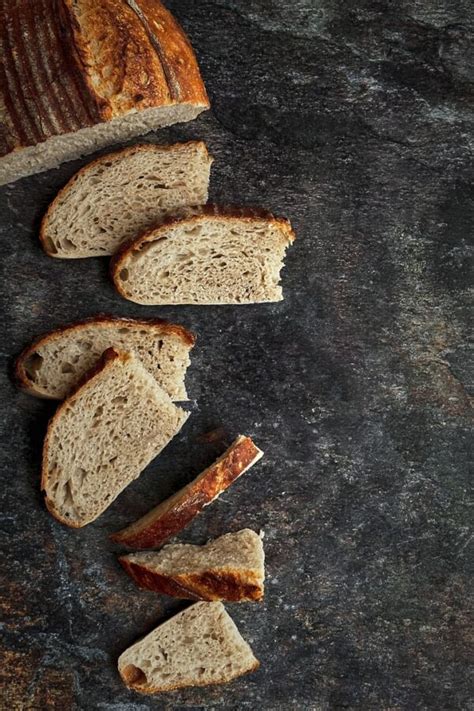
[1,1,473,709]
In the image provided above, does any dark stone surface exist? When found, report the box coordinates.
[1,1,472,709]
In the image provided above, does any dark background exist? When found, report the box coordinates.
[1,1,472,709]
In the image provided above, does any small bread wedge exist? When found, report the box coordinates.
[111,436,263,548]
[42,349,188,528]
[118,601,259,693]
[40,142,213,258]
[111,205,295,305]
[16,316,195,401]
[120,529,265,601]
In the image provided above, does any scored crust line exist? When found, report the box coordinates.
[125,0,180,101]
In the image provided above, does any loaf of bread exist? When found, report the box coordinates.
[111,206,295,305]
[42,349,188,527]
[111,435,263,548]
[0,0,209,185]
[118,601,259,693]
[16,316,195,401]
[40,142,212,258]
[120,529,265,601]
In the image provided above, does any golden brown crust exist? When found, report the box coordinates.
[39,141,211,255]
[41,347,127,527]
[15,315,195,398]
[119,558,264,601]
[110,205,296,297]
[0,0,100,154]
[63,0,171,119]
[128,0,210,105]
[119,559,201,599]
[111,436,263,548]
[0,0,209,155]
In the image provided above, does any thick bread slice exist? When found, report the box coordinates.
[0,0,209,186]
[42,349,189,528]
[120,529,265,601]
[111,205,296,305]
[118,601,259,693]
[111,436,263,548]
[16,316,195,401]
[40,142,213,258]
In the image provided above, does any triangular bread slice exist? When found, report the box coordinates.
[118,601,259,693]
[16,316,195,401]
[111,436,263,548]
[111,205,295,305]
[120,529,265,601]
[40,142,212,258]
[42,349,189,528]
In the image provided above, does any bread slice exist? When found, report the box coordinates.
[16,316,195,401]
[120,529,265,601]
[111,206,296,305]
[40,142,213,258]
[111,436,263,548]
[0,0,209,186]
[118,601,259,693]
[42,349,188,528]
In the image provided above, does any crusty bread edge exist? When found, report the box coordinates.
[119,659,260,695]
[15,314,196,399]
[119,557,264,602]
[119,558,202,599]
[110,435,263,548]
[110,205,296,300]
[41,348,133,527]
[61,0,210,123]
[39,141,213,257]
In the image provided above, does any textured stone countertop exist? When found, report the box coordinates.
[1,1,472,709]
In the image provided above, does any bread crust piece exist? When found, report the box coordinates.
[39,141,212,256]
[111,436,263,548]
[15,315,195,399]
[111,204,296,296]
[0,0,209,157]
[119,561,264,602]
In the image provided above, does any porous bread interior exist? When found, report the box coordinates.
[43,353,188,527]
[115,217,292,304]
[42,142,211,257]
[22,321,192,400]
[0,103,204,186]
[125,529,264,577]
[118,602,258,692]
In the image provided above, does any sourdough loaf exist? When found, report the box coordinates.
[40,142,212,258]
[16,316,195,401]
[120,529,265,601]
[118,601,259,693]
[42,349,188,527]
[0,0,209,185]
[111,206,296,305]
[111,435,263,548]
